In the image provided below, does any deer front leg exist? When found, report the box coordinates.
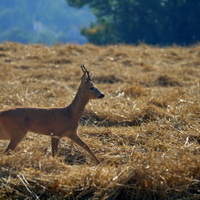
[68,133,101,164]
[51,137,60,157]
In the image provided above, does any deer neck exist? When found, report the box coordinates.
[68,87,89,121]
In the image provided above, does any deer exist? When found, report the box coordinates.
[0,65,104,164]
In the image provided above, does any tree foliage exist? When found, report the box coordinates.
[67,0,200,45]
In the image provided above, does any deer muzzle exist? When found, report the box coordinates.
[98,93,105,99]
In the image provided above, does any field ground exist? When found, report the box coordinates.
[0,42,199,199]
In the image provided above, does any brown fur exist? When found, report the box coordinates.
[0,66,104,164]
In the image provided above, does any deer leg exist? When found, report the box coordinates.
[5,131,27,153]
[51,137,60,157]
[69,133,101,164]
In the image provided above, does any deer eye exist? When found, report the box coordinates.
[89,87,94,91]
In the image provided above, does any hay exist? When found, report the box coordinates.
[0,42,199,199]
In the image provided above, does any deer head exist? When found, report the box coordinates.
[80,65,104,99]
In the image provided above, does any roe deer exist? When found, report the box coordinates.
[0,65,104,164]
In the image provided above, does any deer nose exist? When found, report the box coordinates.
[98,93,105,99]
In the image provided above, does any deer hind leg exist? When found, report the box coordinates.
[51,137,60,157]
[5,130,27,153]
[68,133,101,164]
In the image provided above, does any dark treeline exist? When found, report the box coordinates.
[1,0,199,46]
[67,0,200,46]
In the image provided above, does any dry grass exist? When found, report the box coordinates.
[0,42,199,199]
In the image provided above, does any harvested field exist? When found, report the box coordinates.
[0,42,200,199]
